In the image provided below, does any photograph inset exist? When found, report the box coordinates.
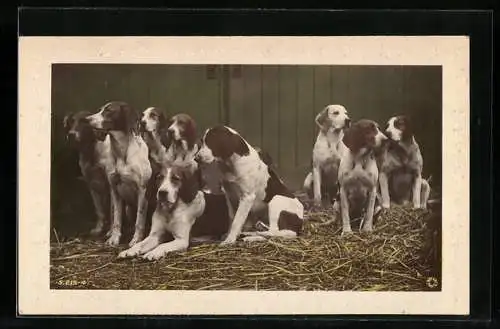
[50,64,442,291]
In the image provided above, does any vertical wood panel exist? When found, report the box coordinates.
[296,66,315,174]
[261,66,280,166]
[241,66,263,147]
[142,65,169,117]
[278,66,298,181]
[127,66,150,112]
[228,65,245,136]
[330,66,351,110]
[341,66,367,121]
[313,65,332,123]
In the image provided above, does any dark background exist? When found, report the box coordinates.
[51,64,442,238]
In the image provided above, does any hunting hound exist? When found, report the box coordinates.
[86,101,153,247]
[117,161,230,260]
[337,119,387,235]
[195,125,305,245]
[378,115,430,209]
[303,105,351,206]
[63,111,111,236]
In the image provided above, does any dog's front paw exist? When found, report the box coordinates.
[142,249,165,261]
[361,225,373,233]
[382,202,391,209]
[128,234,145,247]
[413,203,425,210]
[341,228,353,237]
[117,247,140,259]
[220,236,237,246]
[106,233,121,247]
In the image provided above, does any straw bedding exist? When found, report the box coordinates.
[50,194,441,291]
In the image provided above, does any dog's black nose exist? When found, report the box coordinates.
[385,130,392,139]
[157,190,168,201]
[140,120,146,127]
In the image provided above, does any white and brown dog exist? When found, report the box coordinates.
[303,104,351,206]
[139,107,169,170]
[195,125,305,245]
[378,115,430,209]
[337,119,387,235]
[117,161,230,260]
[86,101,152,247]
[140,107,224,195]
[140,108,199,165]
[163,113,199,164]
[63,110,111,236]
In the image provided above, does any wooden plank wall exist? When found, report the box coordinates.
[226,65,442,191]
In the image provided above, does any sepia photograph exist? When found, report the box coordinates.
[18,36,469,315]
[50,63,442,291]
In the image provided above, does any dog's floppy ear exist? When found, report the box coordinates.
[63,113,74,132]
[342,122,364,154]
[160,116,174,148]
[178,165,200,204]
[158,111,167,132]
[182,116,197,150]
[120,103,138,134]
[315,106,331,133]
[255,146,273,166]
[206,126,250,159]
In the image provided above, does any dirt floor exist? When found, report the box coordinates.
[50,198,441,291]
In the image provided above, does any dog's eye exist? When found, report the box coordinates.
[171,175,181,183]
[332,111,339,115]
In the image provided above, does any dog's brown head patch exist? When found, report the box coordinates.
[343,119,380,154]
[140,107,167,133]
[161,113,197,150]
[100,101,138,134]
[204,126,250,160]
[171,164,202,204]
[394,115,413,142]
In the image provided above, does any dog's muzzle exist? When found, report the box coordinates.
[157,190,176,211]
[92,128,107,141]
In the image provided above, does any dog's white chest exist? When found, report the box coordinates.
[314,136,342,165]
